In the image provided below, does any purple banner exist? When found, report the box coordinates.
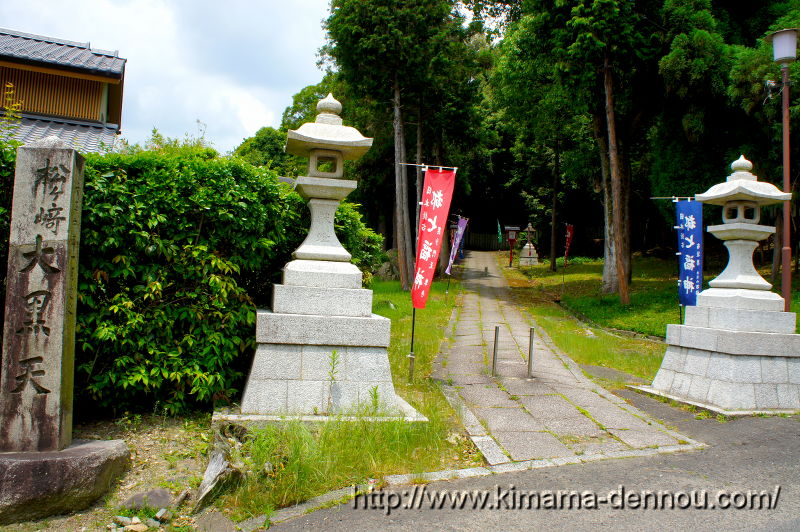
[676,200,703,306]
[445,217,468,275]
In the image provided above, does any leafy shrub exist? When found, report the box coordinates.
[76,147,305,414]
[0,139,384,415]
[335,201,387,281]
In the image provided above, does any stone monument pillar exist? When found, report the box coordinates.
[223,95,423,421]
[0,137,129,525]
[637,156,800,414]
[0,137,84,452]
[519,222,539,266]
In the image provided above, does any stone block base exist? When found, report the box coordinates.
[256,310,390,347]
[240,343,421,419]
[647,342,800,413]
[0,439,130,525]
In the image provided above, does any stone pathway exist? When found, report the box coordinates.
[434,251,702,464]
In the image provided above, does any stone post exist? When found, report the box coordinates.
[0,137,83,452]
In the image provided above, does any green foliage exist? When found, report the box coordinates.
[334,201,386,274]
[232,126,304,176]
[0,81,23,142]
[47,139,381,416]
[0,133,384,417]
[76,145,303,414]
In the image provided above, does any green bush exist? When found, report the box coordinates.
[0,140,385,415]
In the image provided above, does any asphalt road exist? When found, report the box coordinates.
[274,390,800,531]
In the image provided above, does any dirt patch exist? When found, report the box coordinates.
[2,413,212,531]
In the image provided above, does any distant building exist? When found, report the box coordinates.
[0,27,126,152]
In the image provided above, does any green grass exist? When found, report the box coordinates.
[501,250,800,380]
[508,253,800,337]
[500,254,666,381]
[221,408,458,520]
[218,277,481,521]
[514,292,665,381]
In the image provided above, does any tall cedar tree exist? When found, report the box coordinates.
[324,0,455,290]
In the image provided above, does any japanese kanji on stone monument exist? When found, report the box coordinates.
[0,137,85,452]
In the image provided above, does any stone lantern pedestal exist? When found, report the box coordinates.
[635,157,800,414]
[215,95,424,422]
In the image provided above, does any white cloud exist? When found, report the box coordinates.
[0,0,330,153]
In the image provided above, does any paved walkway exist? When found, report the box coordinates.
[433,251,700,464]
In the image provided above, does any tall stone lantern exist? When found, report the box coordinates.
[222,95,423,421]
[639,156,800,413]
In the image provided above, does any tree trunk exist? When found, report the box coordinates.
[393,77,414,290]
[619,140,632,285]
[592,112,617,294]
[549,139,559,272]
[604,54,630,305]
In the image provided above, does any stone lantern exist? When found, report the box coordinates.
[695,155,790,298]
[519,222,539,266]
[639,156,800,413]
[220,95,423,421]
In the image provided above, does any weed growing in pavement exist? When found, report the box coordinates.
[219,402,454,521]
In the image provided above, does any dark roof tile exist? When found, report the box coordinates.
[0,27,125,77]
[2,115,119,153]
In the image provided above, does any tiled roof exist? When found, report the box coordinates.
[0,27,125,77]
[1,114,118,153]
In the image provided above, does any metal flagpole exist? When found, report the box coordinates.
[657,196,696,324]
[408,307,416,383]
[399,162,459,170]
[402,162,458,383]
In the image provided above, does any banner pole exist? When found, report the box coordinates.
[408,307,416,383]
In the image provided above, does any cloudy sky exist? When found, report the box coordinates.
[1,0,331,153]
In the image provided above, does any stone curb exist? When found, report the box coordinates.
[259,438,705,527]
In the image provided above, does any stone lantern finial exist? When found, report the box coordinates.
[728,155,756,181]
[316,93,343,124]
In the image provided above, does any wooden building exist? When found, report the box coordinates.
[0,27,126,152]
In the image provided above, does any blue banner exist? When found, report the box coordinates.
[676,200,703,306]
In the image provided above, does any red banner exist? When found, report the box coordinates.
[564,224,574,266]
[412,168,456,309]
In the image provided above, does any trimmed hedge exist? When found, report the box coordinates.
[0,142,384,415]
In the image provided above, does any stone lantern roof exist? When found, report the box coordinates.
[695,155,791,206]
[285,93,372,160]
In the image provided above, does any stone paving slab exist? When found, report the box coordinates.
[474,407,546,432]
[492,431,572,460]
[434,250,701,468]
